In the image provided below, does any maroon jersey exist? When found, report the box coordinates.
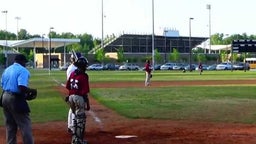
[66,71,90,96]
[145,63,151,73]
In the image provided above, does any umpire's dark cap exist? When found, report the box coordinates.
[15,54,28,62]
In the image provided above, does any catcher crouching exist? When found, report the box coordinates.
[65,56,90,144]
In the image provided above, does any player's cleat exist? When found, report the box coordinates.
[67,128,73,134]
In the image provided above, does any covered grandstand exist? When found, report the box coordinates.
[91,34,208,54]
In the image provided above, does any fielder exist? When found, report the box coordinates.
[198,62,203,75]
[144,59,152,86]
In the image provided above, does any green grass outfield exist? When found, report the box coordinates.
[1,69,256,125]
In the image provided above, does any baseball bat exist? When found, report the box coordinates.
[71,49,78,61]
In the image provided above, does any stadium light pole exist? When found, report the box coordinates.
[15,16,21,40]
[101,0,104,53]
[224,34,229,62]
[152,0,155,70]
[206,4,211,54]
[15,16,21,51]
[189,17,194,72]
[49,27,54,72]
[2,10,8,67]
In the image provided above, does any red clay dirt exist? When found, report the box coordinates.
[1,80,256,144]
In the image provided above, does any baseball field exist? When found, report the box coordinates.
[1,69,256,144]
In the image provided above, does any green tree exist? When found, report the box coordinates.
[192,47,204,53]
[116,47,125,63]
[60,32,76,38]
[154,49,162,64]
[169,48,180,62]
[211,33,223,45]
[28,50,34,61]
[71,43,83,53]
[196,53,206,63]
[219,50,227,62]
[232,53,238,63]
[95,48,105,63]
[0,53,6,65]
[77,33,94,53]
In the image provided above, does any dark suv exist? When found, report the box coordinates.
[233,62,250,70]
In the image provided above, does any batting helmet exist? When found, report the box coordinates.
[75,57,89,69]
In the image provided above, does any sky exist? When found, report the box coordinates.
[1,0,256,39]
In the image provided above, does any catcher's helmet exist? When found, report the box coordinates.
[75,57,89,69]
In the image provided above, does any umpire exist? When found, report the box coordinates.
[1,54,36,144]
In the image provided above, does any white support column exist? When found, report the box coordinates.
[33,42,36,69]
[64,43,66,66]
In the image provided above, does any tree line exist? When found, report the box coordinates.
[1,29,256,65]
[0,28,102,54]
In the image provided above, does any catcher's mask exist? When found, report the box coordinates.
[75,57,89,69]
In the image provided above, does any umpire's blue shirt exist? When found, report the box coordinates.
[1,63,30,93]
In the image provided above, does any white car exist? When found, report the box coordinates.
[119,63,140,70]
[87,64,104,70]
[160,63,176,70]
[173,63,185,70]
[216,62,232,70]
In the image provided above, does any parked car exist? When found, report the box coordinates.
[233,62,250,70]
[207,64,217,70]
[119,63,140,70]
[115,64,120,70]
[184,64,197,71]
[160,63,176,70]
[173,63,186,70]
[87,63,104,70]
[154,64,162,70]
[103,63,117,70]
[216,62,232,70]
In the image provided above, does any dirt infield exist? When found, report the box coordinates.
[1,80,256,144]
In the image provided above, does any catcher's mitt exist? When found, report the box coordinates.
[26,88,37,101]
